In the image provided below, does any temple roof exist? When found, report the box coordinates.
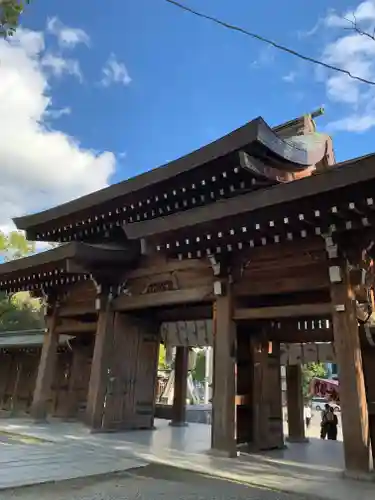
[124,153,375,241]
[0,242,139,293]
[13,112,331,243]
[0,330,73,348]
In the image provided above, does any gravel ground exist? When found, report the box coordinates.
[1,464,317,500]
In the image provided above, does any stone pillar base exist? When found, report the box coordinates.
[286,436,309,443]
[206,448,239,459]
[32,417,49,424]
[169,421,188,428]
[342,469,375,482]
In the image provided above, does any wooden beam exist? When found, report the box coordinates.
[56,321,96,335]
[234,303,331,321]
[126,258,211,279]
[154,305,212,322]
[59,304,96,317]
[113,286,213,312]
[266,328,333,343]
[234,266,329,296]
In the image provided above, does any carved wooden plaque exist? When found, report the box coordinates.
[144,280,175,294]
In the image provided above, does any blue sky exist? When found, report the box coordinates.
[1,0,375,230]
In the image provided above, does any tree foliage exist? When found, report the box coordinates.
[192,350,205,382]
[302,362,328,398]
[0,230,35,260]
[0,229,43,332]
[158,344,167,369]
[0,292,44,331]
[0,0,30,38]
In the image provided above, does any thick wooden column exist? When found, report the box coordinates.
[85,290,114,430]
[30,303,59,421]
[329,252,372,473]
[252,338,270,449]
[361,347,375,464]
[211,282,237,456]
[64,345,89,419]
[169,346,189,427]
[286,364,306,443]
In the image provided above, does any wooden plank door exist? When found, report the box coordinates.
[102,313,140,430]
[134,326,159,429]
[266,343,284,449]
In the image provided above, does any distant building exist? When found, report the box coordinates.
[325,362,338,379]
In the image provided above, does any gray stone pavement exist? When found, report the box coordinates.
[0,417,373,500]
[0,465,318,500]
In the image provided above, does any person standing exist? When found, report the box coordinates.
[326,406,338,440]
[320,403,330,439]
[304,403,312,429]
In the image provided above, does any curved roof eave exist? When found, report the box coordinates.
[14,118,264,230]
[13,111,322,232]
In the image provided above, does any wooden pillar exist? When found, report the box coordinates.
[361,347,375,465]
[30,303,59,421]
[85,291,114,430]
[286,364,306,443]
[252,338,270,449]
[265,341,284,449]
[211,282,237,456]
[169,346,189,427]
[329,253,372,473]
[64,346,88,419]
[10,361,22,415]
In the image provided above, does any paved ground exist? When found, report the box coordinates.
[0,464,324,500]
[0,416,373,500]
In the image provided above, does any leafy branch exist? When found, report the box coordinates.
[0,0,30,38]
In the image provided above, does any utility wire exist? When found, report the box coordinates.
[165,0,375,86]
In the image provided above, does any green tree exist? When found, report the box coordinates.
[0,230,35,260]
[0,229,43,331]
[302,362,327,399]
[192,350,205,382]
[158,344,167,369]
[0,292,44,331]
[0,0,30,37]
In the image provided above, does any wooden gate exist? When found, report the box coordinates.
[102,313,159,430]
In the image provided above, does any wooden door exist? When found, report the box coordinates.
[102,313,159,431]
[102,313,137,430]
[134,326,159,429]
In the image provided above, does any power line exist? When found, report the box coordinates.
[165,0,375,86]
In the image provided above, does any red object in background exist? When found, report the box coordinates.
[310,377,340,403]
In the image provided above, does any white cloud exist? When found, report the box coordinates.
[327,114,375,132]
[320,1,375,133]
[45,106,72,119]
[282,71,297,83]
[100,53,131,87]
[42,53,83,81]
[0,28,116,231]
[251,46,275,69]
[46,17,90,49]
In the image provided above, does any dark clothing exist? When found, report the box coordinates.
[320,410,329,439]
[327,414,338,440]
[320,422,327,439]
[305,417,311,429]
